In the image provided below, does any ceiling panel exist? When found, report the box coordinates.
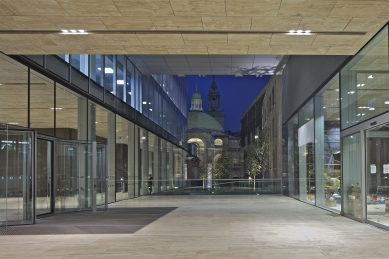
[0,0,387,57]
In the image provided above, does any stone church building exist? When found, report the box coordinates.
[186,76,244,183]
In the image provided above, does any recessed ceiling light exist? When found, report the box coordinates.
[356,84,360,87]
[385,101,389,104]
[61,30,68,33]
[289,30,295,33]
[117,80,124,85]
[297,30,303,33]
[70,29,76,33]
[78,30,85,33]
[369,108,375,110]
[368,75,374,78]
[8,122,19,125]
[335,89,339,91]
[50,107,63,110]
[323,107,326,108]
[128,92,132,95]
[305,30,311,33]
[361,84,365,86]
[142,101,147,104]
[105,68,114,73]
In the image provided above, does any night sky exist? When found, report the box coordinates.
[186,75,270,132]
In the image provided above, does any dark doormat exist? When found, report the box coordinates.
[0,207,176,235]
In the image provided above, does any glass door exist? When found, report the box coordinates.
[55,141,80,213]
[366,122,389,228]
[36,138,53,216]
[0,126,34,226]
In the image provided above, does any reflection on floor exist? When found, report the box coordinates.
[0,195,388,259]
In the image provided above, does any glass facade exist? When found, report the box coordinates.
[283,24,389,230]
[0,52,187,214]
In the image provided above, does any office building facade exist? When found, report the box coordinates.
[0,53,187,226]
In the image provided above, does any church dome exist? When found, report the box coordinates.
[188,110,224,132]
[191,91,202,100]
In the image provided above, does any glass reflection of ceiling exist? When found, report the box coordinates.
[351,35,388,71]
[323,79,340,121]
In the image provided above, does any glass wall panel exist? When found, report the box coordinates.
[298,101,315,203]
[56,84,87,140]
[366,122,389,227]
[90,55,103,86]
[343,133,362,218]
[315,75,341,211]
[126,59,134,106]
[88,102,115,203]
[116,55,125,102]
[134,69,142,113]
[128,121,135,198]
[116,115,129,201]
[341,25,389,129]
[140,129,148,195]
[30,70,54,136]
[104,55,115,95]
[70,54,88,76]
[36,139,52,216]
[0,56,28,127]
[283,114,299,199]
[0,128,33,226]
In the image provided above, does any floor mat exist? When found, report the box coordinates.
[0,207,176,235]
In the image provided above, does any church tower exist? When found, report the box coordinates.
[207,76,225,129]
[190,86,203,111]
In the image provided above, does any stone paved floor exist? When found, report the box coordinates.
[0,195,388,259]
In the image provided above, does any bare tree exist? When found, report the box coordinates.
[244,128,270,190]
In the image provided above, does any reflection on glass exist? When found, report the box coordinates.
[116,55,125,102]
[315,75,341,211]
[0,129,33,225]
[366,122,389,227]
[298,101,315,203]
[115,115,129,201]
[343,133,362,218]
[30,70,54,136]
[105,55,115,95]
[56,84,86,140]
[341,25,389,129]
[36,139,52,215]
[0,57,28,127]
[70,54,88,76]
[90,54,103,85]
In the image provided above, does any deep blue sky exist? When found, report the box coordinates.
[186,75,270,132]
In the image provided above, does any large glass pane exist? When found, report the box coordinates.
[88,102,115,203]
[298,101,315,203]
[315,75,341,212]
[70,54,88,76]
[0,128,33,226]
[282,114,299,199]
[36,139,52,216]
[116,55,125,102]
[104,55,115,95]
[90,54,103,86]
[30,70,54,136]
[366,122,389,227]
[56,84,87,140]
[0,56,28,127]
[341,25,389,129]
[115,116,129,201]
[343,133,362,218]
[126,60,134,106]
